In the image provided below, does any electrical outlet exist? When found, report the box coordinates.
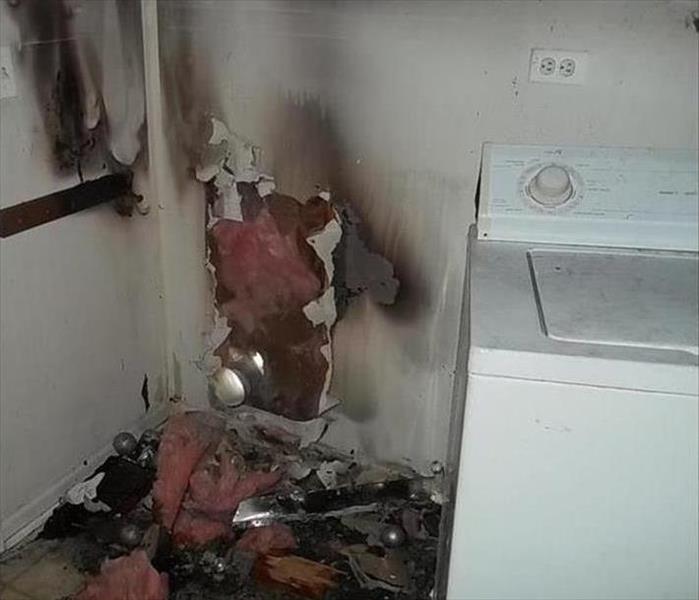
[529,49,588,85]
[1,46,17,99]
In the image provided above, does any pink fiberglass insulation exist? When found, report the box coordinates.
[210,190,337,420]
[152,413,281,546]
[171,510,232,547]
[236,523,298,555]
[75,550,168,600]
[152,412,222,530]
[184,439,282,515]
[212,207,322,334]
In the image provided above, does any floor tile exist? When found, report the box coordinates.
[0,539,57,585]
[9,548,84,600]
[0,584,33,599]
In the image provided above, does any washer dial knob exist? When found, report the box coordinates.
[528,165,573,207]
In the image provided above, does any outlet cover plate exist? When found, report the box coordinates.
[529,48,588,85]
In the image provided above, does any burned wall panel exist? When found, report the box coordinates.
[155,0,699,470]
[0,0,164,549]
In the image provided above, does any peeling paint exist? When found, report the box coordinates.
[303,218,343,326]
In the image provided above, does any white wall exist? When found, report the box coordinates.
[0,2,167,547]
[157,0,699,471]
[0,0,696,550]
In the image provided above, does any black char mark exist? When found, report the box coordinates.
[7,0,100,179]
[141,374,150,412]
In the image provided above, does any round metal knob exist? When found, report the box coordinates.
[119,523,143,548]
[210,367,249,408]
[528,165,573,207]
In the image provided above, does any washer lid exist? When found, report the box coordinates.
[530,249,699,356]
[468,237,699,395]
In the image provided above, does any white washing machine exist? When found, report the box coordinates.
[447,144,699,600]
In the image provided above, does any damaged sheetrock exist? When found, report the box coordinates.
[195,113,401,422]
[227,404,328,450]
[197,115,344,421]
[303,217,342,327]
[304,216,343,415]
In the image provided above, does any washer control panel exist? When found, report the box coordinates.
[478,144,698,251]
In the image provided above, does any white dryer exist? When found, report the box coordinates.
[447,144,699,600]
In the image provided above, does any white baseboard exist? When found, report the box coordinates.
[0,406,168,553]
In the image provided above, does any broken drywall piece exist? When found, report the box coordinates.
[256,175,276,198]
[228,405,328,449]
[226,137,259,184]
[303,287,336,327]
[66,472,106,505]
[341,545,409,593]
[195,116,262,185]
[195,118,231,183]
[316,460,350,489]
[197,116,270,227]
[208,118,230,146]
[211,169,243,222]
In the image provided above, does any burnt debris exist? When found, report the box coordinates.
[12,411,441,599]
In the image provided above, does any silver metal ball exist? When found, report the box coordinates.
[210,367,249,408]
[119,523,143,548]
[136,446,156,469]
[288,488,307,505]
[139,428,160,447]
[380,524,406,548]
[113,432,138,457]
[212,557,227,574]
[430,460,444,475]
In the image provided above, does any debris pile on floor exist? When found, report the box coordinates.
[32,410,441,599]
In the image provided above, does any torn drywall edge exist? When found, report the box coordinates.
[304,215,342,326]
[195,117,260,185]
[317,342,340,414]
[197,115,345,417]
[304,212,343,413]
[199,240,232,375]
[211,170,244,223]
